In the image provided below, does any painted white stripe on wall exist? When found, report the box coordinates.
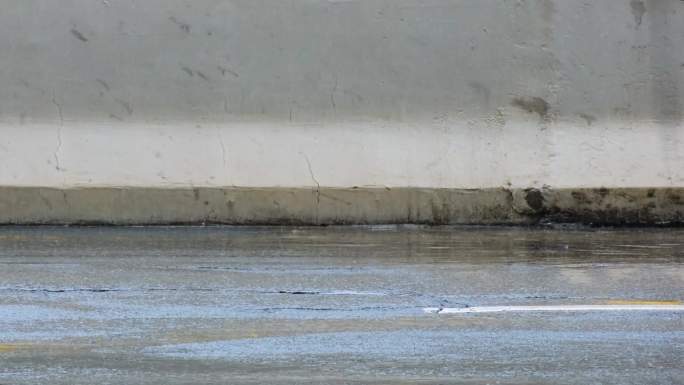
[1,121,682,189]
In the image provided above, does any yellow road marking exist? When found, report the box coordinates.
[0,343,26,352]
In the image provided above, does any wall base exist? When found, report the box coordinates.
[1,187,681,226]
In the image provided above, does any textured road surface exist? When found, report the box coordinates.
[1,226,682,384]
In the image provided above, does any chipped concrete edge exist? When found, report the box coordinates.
[1,186,682,226]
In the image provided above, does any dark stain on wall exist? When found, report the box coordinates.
[524,189,546,214]
[70,29,88,42]
[169,16,191,34]
[647,0,682,123]
[579,113,596,126]
[512,97,550,120]
[630,0,647,28]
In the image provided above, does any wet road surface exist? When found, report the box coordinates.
[0,226,682,384]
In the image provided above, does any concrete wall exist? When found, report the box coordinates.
[1,0,683,224]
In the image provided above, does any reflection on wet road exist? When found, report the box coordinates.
[1,226,682,384]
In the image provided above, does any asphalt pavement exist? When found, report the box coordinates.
[0,226,682,384]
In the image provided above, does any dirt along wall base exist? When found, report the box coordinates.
[1,186,681,226]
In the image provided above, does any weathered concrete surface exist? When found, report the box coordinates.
[0,0,683,224]
[2,0,682,123]
[1,226,683,384]
[0,186,682,225]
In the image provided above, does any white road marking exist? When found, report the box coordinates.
[425,305,684,314]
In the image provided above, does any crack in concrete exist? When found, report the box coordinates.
[300,152,321,206]
[61,191,69,207]
[216,129,227,172]
[330,75,338,117]
[51,95,64,171]
[2,287,215,293]
[259,305,422,312]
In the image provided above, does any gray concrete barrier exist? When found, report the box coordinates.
[0,0,682,224]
